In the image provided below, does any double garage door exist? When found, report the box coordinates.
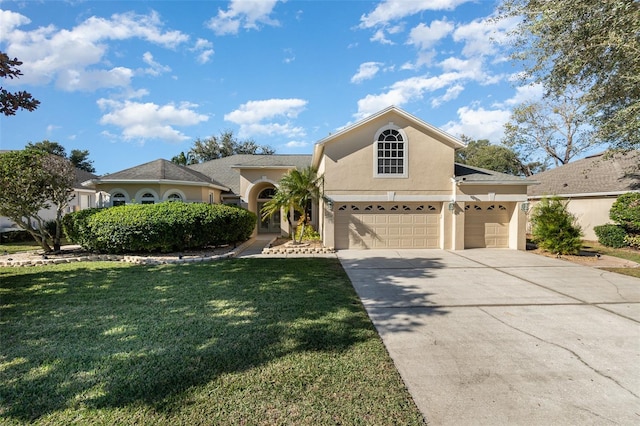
[335,203,441,249]
[334,201,513,249]
[464,203,512,248]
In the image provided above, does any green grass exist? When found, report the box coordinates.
[0,241,43,255]
[0,259,424,425]
[581,240,640,264]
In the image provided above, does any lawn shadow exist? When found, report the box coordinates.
[0,259,375,422]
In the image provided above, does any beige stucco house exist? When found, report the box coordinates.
[84,106,534,250]
[527,151,640,240]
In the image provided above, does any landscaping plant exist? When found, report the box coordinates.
[594,224,628,248]
[530,197,583,254]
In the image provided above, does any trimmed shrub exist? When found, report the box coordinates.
[530,197,583,254]
[624,234,640,249]
[609,192,640,234]
[0,229,31,243]
[594,224,628,248]
[295,223,321,242]
[62,208,103,250]
[63,202,256,254]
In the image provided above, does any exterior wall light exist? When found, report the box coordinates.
[521,201,530,212]
[326,199,334,211]
[448,201,456,211]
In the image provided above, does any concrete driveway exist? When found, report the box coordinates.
[338,249,640,425]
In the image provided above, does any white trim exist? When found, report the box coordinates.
[455,180,535,186]
[373,123,409,179]
[528,190,639,199]
[328,194,454,202]
[83,179,228,191]
[109,188,130,205]
[456,194,528,202]
[162,189,187,201]
[243,178,279,203]
[135,188,159,203]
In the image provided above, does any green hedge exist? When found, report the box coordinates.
[63,202,256,254]
[593,224,628,248]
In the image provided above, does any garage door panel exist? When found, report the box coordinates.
[465,203,512,249]
[335,203,441,249]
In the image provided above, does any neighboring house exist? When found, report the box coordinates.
[84,106,535,250]
[0,167,98,233]
[527,151,640,240]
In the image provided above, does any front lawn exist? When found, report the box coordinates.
[0,259,424,425]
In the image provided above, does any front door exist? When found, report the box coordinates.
[258,202,281,233]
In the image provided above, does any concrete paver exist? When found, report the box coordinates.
[339,248,640,425]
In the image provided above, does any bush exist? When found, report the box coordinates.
[63,202,256,254]
[62,208,103,250]
[624,234,640,249]
[594,224,628,248]
[609,192,640,234]
[530,197,583,254]
[0,229,31,243]
[295,223,321,242]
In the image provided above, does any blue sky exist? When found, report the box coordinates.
[0,0,543,175]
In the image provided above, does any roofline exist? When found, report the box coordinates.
[82,179,229,192]
[454,180,537,186]
[229,165,301,170]
[312,106,466,168]
[528,190,639,199]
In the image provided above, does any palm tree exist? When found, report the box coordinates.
[261,166,324,244]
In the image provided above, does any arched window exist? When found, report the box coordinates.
[167,193,182,202]
[258,188,276,199]
[112,193,126,207]
[374,126,407,177]
[141,192,155,204]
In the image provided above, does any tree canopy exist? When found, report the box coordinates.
[500,0,640,149]
[502,89,599,168]
[172,130,275,165]
[455,137,544,176]
[0,51,40,116]
[0,149,75,251]
[26,140,96,173]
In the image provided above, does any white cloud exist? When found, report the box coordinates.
[206,0,282,36]
[431,84,464,107]
[500,83,544,106]
[351,62,383,84]
[0,9,31,40]
[1,10,189,91]
[224,98,308,138]
[285,140,308,148]
[452,15,519,58]
[442,106,511,141]
[370,28,394,45]
[355,72,464,119]
[141,52,171,76]
[190,38,214,64]
[97,98,208,143]
[360,0,470,28]
[407,19,454,51]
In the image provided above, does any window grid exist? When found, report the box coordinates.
[376,129,405,175]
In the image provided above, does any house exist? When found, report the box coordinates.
[0,166,98,233]
[85,106,534,250]
[527,151,640,240]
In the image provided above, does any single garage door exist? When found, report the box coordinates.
[334,202,441,249]
[464,203,511,248]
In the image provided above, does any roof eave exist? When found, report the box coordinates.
[84,178,229,192]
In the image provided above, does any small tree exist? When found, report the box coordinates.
[530,197,583,254]
[261,167,324,244]
[609,192,640,234]
[0,150,75,252]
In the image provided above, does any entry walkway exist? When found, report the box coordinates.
[235,234,274,258]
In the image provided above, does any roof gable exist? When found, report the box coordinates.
[527,151,640,196]
[312,106,465,167]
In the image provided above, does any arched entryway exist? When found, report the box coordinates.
[257,187,280,234]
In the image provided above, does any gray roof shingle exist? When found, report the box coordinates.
[454,163,530,183]
[189,154,312,195]
[97,159,226,188]
[527,151,640,196]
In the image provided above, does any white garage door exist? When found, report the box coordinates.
[334,203,441,249]
[464,203,511,248]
